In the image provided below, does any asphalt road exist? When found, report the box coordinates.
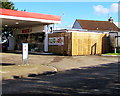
[2,62,120,96]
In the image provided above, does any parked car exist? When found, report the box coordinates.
[0,40,8,52]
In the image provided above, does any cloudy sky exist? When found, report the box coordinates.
[13,2,119,28]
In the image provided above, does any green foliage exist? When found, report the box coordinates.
[0,0,16,10]
[0,0,16,41]
[0,0,26,41]
[103,53,120,55]
[2,28,15,41]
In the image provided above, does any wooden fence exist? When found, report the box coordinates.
[48,32,110,56]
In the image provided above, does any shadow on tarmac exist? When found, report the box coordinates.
[0,63,15,66]
[2,62,120,96]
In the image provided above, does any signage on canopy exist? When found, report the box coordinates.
[22,29,32,33]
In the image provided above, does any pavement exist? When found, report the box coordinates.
[0,52,57,80]
[1,64,57,80]
[0,52,119,80]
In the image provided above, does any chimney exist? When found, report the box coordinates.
[108,17,114,23]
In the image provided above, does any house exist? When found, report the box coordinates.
[0,8,61,52]
[72,17,119,32]
[72,18,120,52]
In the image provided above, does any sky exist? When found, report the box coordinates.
[13,2,119,29]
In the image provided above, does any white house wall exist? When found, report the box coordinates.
[118,32,120,47]
[109,32,120,47]
[72,21,82,29]
[31,25,45,33]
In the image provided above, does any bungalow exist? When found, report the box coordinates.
[72,18,120,51]
[72,17,119,32]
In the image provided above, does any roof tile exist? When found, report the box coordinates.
[76,19,119,31]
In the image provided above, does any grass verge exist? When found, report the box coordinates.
[102,53,120,55]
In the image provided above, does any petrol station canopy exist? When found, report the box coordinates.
[0,8,61,28]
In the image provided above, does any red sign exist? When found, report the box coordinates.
[22,29,31,33]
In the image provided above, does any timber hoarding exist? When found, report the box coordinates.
[48,32,110,56]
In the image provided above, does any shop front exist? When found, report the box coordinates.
[16,33,45,51]
[15,26,45,52]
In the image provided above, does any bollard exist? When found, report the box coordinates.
[22,43,28,64]
[114,47,117,53]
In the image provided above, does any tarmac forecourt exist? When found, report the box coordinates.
[1,52,119,80]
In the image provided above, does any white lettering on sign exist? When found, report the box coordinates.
[22,43,28,64]
[49,37,64,45]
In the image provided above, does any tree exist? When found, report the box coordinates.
[0,0,16,10]
[0,0,26,42]
[0,0,16,41]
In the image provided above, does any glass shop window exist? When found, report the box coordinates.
[38,33,45,43]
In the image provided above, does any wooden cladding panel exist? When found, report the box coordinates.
[72,32,109,55]
[48,32,72,55]
[48,32,110,56]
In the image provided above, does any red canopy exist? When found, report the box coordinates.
[0,8,61,22]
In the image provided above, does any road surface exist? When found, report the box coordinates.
[2,62,120,96]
